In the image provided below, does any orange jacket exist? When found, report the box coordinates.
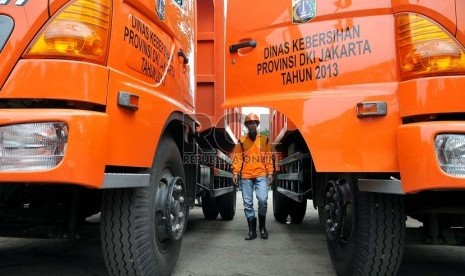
[231,134,274,179]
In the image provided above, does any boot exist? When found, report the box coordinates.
[245,217,257,240]
[259,215,268,239]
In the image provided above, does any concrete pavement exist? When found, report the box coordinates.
[0,191,465,275]
[172,191,334,276]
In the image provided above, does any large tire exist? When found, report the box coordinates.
[289,199,307,224]
[217,188,237,220]
[318,205,326,231]
[201,194,219,220]
[323,174,406,276]
[101,136,188,276]
[272,183,290,223]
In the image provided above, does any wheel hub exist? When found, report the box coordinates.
[324,177,353,241]
[165,176,186,241]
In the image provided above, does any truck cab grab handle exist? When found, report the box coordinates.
[177,48,189,64]
[229,40,257,53]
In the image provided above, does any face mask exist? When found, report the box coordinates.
[248,130,257,141]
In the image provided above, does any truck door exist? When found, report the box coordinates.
[104,0,195,166]
[108,0,194,108]
[171,0,195,108]
[225,0,395,105]
[226,0,300,101]
[225,0,402,174]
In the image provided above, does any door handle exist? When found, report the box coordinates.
[229,40,257,53]
[177,48,189,64]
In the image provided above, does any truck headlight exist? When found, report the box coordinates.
[0,122,68,171]
[435,134,465,177]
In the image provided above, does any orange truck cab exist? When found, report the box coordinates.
[0,0,236,275]
[225,0,465,275]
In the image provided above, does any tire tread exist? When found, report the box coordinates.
[353,192,405,276]
[218,191,236,220]
[101,136,185,276]
[326,175,405,276]
[201,194,219,220]
[273,185,290,223]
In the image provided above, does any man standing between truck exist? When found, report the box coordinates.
[232,113,274,240]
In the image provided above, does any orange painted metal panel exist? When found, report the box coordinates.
[226,84,402,173]
[457,0,465,47]
[398,122,465,193]
[269,108,298,145]
[269,109,280,144]
[100,0,197,167]
[195,0,226,130]
[0,0,198,188]
[104,70,192,167]
[1,60,109,105]
[107,0,195,110]
[195,0,216,129]
[226,18,398,98]
[48,0,68,15]
[225,0,400,172]
[222,107,242,141]
[398,76,465,117]
[0,0,49,88]
[196,83,215,118]
[232,107,243,139]
[224,0,465,196]
[0,109,108,188]
[290,85,400,172]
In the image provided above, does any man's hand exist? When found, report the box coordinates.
[233,174,238,185]
[267,174,273,186]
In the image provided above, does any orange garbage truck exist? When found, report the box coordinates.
[225,0,465,275]
[0,0,236,275]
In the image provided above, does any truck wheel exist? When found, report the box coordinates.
[318,205,326,231]
[289,199,307,224]
[101,136,187,276]
[323,174,405,276]
[217,188,237,220]
[272,183,290,223]
[201,194,219,220]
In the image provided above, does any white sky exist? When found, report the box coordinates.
[242,107,269,115]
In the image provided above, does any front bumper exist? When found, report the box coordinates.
[398,121,465,193]
[0,109,108,188]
